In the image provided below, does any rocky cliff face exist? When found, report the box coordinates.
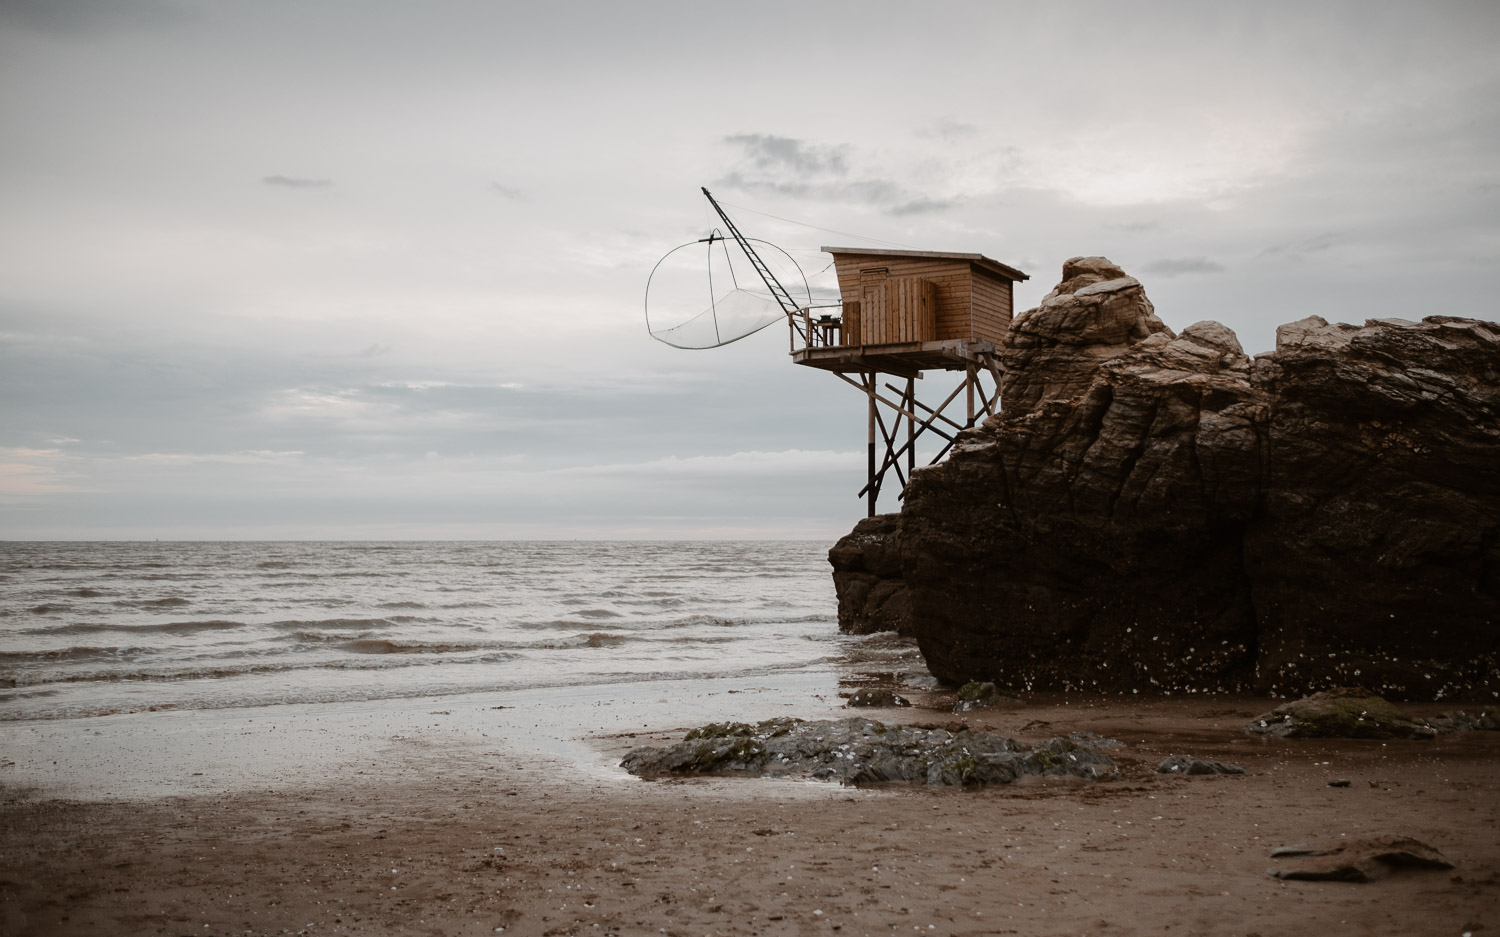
[831,258,1500,701]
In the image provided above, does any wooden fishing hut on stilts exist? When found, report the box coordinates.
[789,248,1029,516]
[653,189,1029,518]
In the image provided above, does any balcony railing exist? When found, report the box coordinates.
[788,303,847,353]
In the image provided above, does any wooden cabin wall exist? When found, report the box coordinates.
[835,258,973,342]
[861,276,936,344]
[841,300,861,346]
[968,268,1014,345]
[829,254,1017,346]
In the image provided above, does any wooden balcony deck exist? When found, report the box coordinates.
[790,338,999,377]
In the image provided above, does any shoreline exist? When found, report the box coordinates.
[3,679,1498,936]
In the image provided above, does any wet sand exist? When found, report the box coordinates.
[3,683,1498,936]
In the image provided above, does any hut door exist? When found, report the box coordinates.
[859,267,888,345]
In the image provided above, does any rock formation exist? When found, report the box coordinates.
[828,513,912,636]
[832,257,1500,701]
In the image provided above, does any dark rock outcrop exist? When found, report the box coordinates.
[620,717,1118,786]
[833,257,1500,700]
[829,514,912,636]
[1244,315,1500,698]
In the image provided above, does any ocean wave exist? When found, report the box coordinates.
[268,617,403,630]
[21,619,247,636]
[0,651,522,687]
[289,629,375,643]
[130,597,192,608]
[576,631,628,648]
[653,634,738,645]
[0,645,142,665]
[0,540,842,720]
[615,596,691,608]
[659,613,836,629]
[0,687,61,703]
[28,603,71,614]
[341,638,497,655]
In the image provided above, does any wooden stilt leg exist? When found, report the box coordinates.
[866,372,877,517]
[906,376,915,480]
[966,365,976,427]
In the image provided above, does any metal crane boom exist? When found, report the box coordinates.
[700,187,801,317]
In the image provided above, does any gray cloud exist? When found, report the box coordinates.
[1107,220,1162,234]
[920,120,979,140]
[262,175,332,189]
[886,197,958,217]
[723,133,849,177]
[1139,257,1226,277]
[0,0,186,36]
[490,183,525,200]
[716,171,905,204]
[1257,232,1341,259]
[718,134,959,216]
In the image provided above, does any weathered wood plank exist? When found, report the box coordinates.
[842,300,862,347]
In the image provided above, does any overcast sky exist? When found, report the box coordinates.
[2,0,1497,540]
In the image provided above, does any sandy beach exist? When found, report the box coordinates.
[3,677,1497,937]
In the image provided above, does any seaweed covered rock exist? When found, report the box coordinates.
[953,681,1011,712]
[620,717,1118,786]
[836,257,1500,701]
[1427,709,1500,732]
[1244,688,1436,740]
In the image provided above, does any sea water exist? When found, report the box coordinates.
[0,541,920,723]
